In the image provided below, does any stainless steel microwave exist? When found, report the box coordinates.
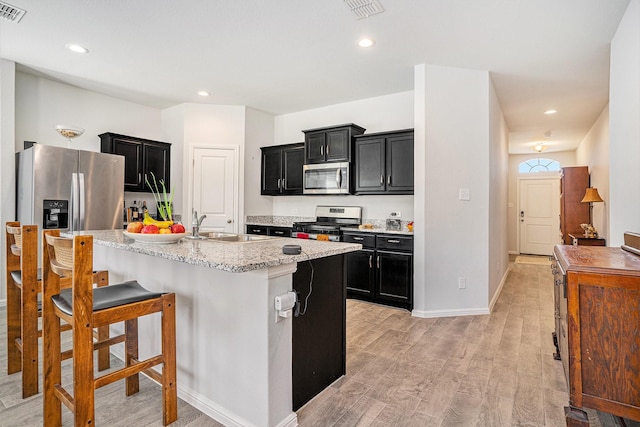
[303,162,350,194]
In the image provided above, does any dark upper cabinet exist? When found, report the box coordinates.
[303,124,365,164]
[354,129,414,195]
[99,132,171,193]
[261,143,304,195]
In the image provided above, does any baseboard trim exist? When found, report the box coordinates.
[412,306,490,318]
[489,266,510,312]
[110,346,297,427]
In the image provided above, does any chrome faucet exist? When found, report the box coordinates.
[192,210,207,238]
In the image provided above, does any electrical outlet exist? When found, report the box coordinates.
[458,277,466,289]
[459,188,470,201]
[390,211,402,218]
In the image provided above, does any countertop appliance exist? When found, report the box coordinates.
[292,205,362,241]
[303,162,351,194]
[16,144,125,233]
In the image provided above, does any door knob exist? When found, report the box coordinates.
[227,219,232,223]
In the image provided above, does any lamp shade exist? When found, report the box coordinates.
[581,187,604,203]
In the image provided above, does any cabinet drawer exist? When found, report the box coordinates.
[342,233,376,248]
[376,235,413,251]
[246,225,269,235]
[269,227,292,237]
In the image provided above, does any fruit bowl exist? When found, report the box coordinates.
[123,231,187,244]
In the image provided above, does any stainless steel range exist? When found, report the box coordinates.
[292,206,362,242]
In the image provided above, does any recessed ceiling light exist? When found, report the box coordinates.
[544,109,557,115]
[197,91,211,97]
[65,44,89,54]
[358,38,375,48]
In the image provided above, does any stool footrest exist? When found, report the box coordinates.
[95,354,164,389]
[54,384,74,413]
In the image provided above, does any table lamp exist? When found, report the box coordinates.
[580,187,604,237]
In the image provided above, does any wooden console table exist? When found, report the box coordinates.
[552,245,640,426]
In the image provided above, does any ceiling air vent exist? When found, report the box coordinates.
[343,0,385,19]
[0,1,26,23]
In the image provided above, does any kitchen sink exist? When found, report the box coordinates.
[207,233,277,242]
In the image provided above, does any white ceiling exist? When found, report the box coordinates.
[0,0,631,154]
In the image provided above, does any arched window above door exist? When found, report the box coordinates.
[518,158,561,173]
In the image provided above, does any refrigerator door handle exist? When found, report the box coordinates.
[71,173,79,231]
[78,173,86,230]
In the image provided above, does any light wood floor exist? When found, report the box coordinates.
[0,261,635,426]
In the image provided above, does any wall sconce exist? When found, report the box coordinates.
[580,187,604,237]
[55,125,84,147]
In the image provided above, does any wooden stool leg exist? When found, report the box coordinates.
[125,318,140,396]
[21,279,39,397]
[94,270,111,371]
[6,275,21,375]
[21,224,39,398]
[162,294,178,426]
[73,306,96,426]
[43,302,62,426]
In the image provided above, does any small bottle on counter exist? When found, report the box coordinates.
[142,201,148,217]
[131,201,139,221]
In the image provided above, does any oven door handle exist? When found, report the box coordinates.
[336,168,342,188]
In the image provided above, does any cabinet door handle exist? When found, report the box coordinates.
[387,175,391,185]
[380,175,384,185]
[320,146,324,156]
[369,255,373,269]
[326,145,329,156]
[377,255,380,269]
[138,173,142,185]
[273,230,284,235]
[277,178,281,189]
[353,237,364,241]
[387,239,401,244]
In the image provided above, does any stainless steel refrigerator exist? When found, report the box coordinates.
[16,144,125,232]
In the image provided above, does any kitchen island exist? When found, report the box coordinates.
[70,229,360,427]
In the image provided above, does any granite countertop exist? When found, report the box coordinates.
[65,230,361,273]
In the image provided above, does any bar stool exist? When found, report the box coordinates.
[5,222,111,398]
[42,230,177,426]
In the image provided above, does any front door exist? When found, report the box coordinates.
[191,147,238,233]
[519,177,560,255]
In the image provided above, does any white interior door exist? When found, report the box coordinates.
[519,177,561,255]
[192,147,238,233]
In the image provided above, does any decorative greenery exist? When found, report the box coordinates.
[145,172,175,221]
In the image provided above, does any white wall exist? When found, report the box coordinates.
[415,64,493,316]
[0,59,17,304]
[272,91,415,221]
[576,105,610,241]
[245,107,275,217]
[16,72,163,153]
[163,104,251,224]
[488,77,509,306]
[507,151,576,253]
[609,0,640,246]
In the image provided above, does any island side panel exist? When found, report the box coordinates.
[92,244,298,427]
[292,254,346,410]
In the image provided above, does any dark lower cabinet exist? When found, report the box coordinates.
[292,254,345,410]
[245,224,292,237]
[344,232,413,310]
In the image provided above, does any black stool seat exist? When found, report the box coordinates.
[10,268,42,285]
[52,280,163,316]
